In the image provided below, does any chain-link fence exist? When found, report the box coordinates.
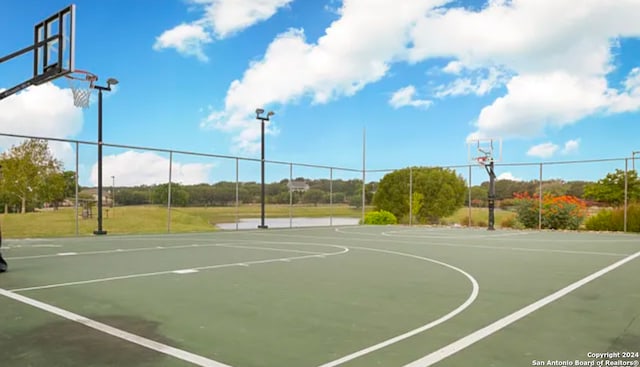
[365,158,637,232]
[0,132,364,237]
[0,132,637,236]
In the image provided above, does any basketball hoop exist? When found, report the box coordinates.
[475,156,493,166]
[65,70,97,108]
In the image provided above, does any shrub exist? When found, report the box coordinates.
[459,215,471,227]
[585,203,640,232]
[585,209,618,231]
[500,215,517,228]
[363,210,398,225]
[513,193,587,230]
[458,215,489,228]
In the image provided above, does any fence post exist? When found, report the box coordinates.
[362,129,366,224]
[624,158,628,233]
[167,151,172,233]
[409,167,413,226]
[290,163,293,229]
[235,158,239,231]
[468,164,472,228]
[539,163,543,230]
[75,141,79,236]
[329,167,333,227]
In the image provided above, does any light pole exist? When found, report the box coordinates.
[633,151,640,172]
[93,77,118,235]
[255,108,274,229]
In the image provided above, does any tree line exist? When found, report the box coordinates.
[112,179,375,207]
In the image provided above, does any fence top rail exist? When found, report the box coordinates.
[0,132,360,172]
[0,132,632,174]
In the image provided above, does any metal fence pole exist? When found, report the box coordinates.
[329,167,333,227]
[539,163,543,230]
[362,129,366,223]
[167,151,172,233]
[624,158,628,233]
[468,164,472,228]
[75,141,79,236]
[235,158,239,231]
[409,167,413,226]
[289,163,293,229]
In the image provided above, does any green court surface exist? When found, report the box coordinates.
[0,226,639,367]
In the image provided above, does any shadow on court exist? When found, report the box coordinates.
[0,315,179,367]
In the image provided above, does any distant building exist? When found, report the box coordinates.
[287,181,309,192]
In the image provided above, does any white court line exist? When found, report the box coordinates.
[383,229,534,239]
[317,246,479,367]
[11,246,349,292]
[0,287,231,367]
[403,250,640,367]
[339,226,640,243]
[380,233,630,257]
[262,231,629,257]
[6,241,325,261]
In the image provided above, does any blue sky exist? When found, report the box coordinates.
[1,0,640,187]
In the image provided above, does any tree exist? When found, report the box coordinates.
[151,183,190,206]
[0,139,63,213]
[302,189,326,206]
[373,167,466,223]
[467,186,488,207]
[584,169,640,206]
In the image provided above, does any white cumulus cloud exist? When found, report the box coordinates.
[203,0,446,152]
[527,142,559,159]
[497,172,522,181]
[196,0,640,152]
[389,85,432,109]
[562,139,580,155]
[154,0,292,61]
[153,23,212,62]
[89,151,214,187]
[0,83,83,167]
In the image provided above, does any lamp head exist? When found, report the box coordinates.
[256,108,265,115]
[267,111,275,117]
[106,78,119,86]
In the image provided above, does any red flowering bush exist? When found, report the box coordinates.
[513,192,587,230]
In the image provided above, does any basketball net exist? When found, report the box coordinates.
[65,70,97,108]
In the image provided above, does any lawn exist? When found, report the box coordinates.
[0,204,366,238]
[0,205,562,239]
[442,207,517,228]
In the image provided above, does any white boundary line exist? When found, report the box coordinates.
[6,241,328,261]
[262,231,629,257]
[337,226,640,242]
[402,250,640,367]
[0,287,231,367]
[11,245,349,292]
[317,246,480,367]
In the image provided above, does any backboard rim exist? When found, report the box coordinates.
[467,137,503,165]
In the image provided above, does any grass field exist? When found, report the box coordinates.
[0,204,366,238]
[1,226,638,367]
[0,205,520,239]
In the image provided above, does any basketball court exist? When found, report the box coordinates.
[1,226,639,366]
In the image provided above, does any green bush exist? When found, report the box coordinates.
[514,194,587,230]
[585,204,640,232]
[514,199,539,228]
[458,215,488,228]
[500,216,518,228]
[363,210,398,225]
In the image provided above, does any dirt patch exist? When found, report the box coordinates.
[0,315,179,367]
